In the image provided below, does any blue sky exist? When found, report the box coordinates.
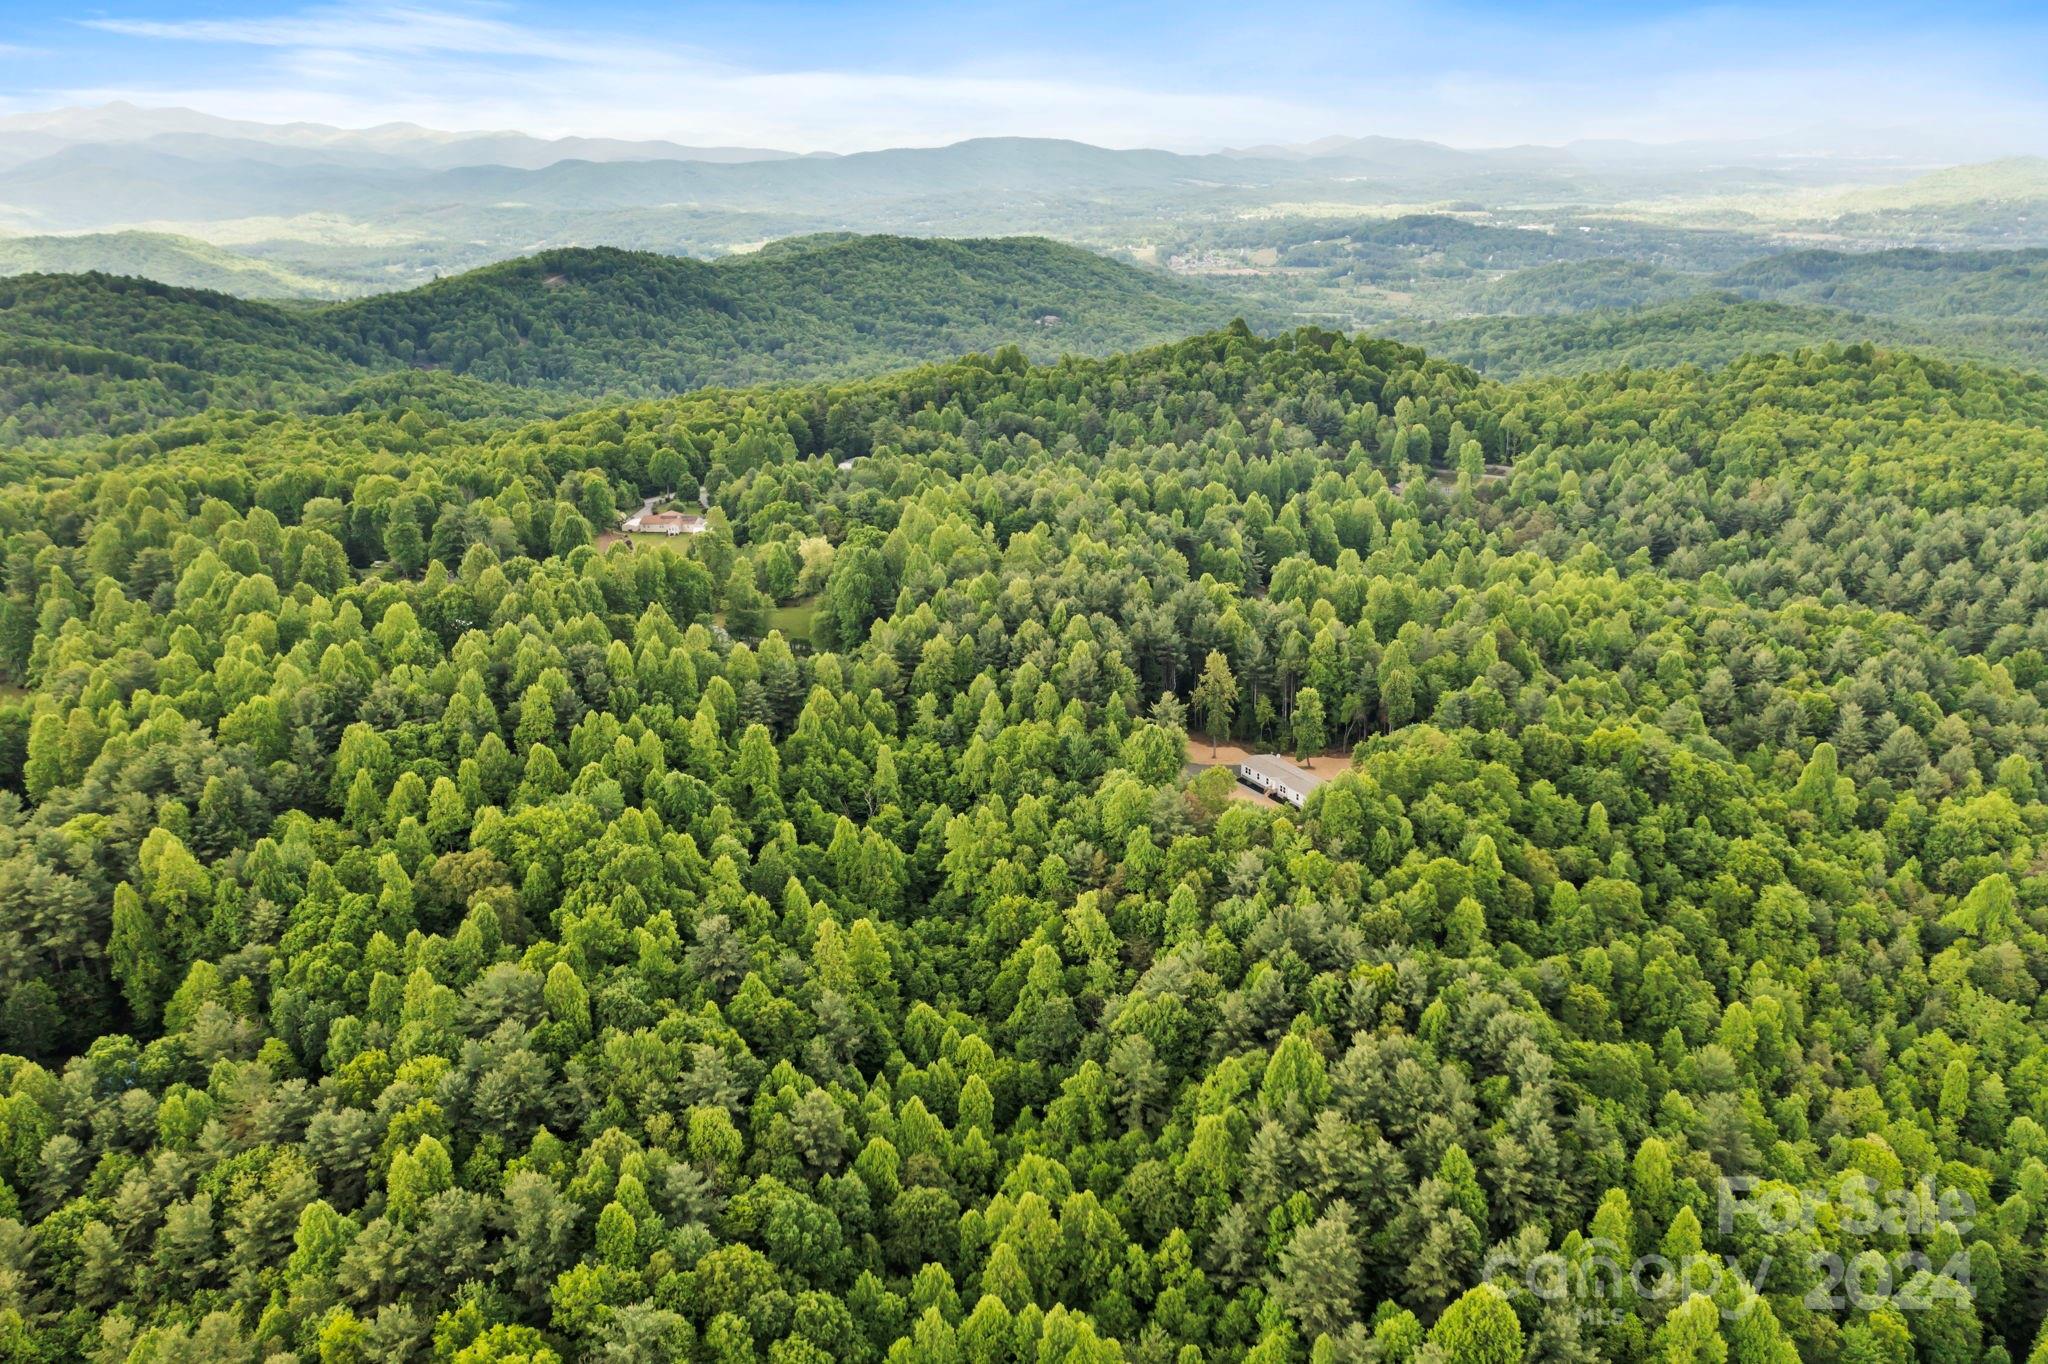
[1,0,2044,155]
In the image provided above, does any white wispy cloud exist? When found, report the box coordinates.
[36,0,2048,156]
[63,2,1321,152]
[83,5,615,61]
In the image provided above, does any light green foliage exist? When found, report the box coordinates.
[0,324,2043,1364]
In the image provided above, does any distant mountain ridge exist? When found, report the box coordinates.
[0,102,808,172]
[0,137,1310,231]
[1,108,1966,237]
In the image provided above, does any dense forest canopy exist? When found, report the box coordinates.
[0,317,2045,1364]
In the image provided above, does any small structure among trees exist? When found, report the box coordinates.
[1234,754,1324,808]
[622,509,708,536]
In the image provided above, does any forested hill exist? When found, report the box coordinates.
[336,237,1247,393]
[1392,293,2048,379]
[0,230,348,298]
[3,324,2048,1361]
[0,235,1248,439]
[1715,247,2048,321]
[0,271,372,439]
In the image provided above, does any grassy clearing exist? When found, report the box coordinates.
[766,597,819,641]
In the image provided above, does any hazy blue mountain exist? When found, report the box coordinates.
[0,102,804,171]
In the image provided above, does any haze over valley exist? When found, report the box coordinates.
[6,99,2046,384]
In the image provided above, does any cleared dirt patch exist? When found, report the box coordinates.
[1188,737,1348,770]
[1184,737,1351,806]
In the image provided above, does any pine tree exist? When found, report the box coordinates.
[1292,685,1327,762]
[109,881,167,1026]
[1273,1200,1362,1341]
[1428,1283,1523,1364]
[1192,651,1238,756]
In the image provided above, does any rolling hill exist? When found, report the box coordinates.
[1452,258,1701,315]
[1359,244,2048,376]
[0,229,349,296]
[1432,246,2048,326]
[0,270,370,440]
[1753,156,2048,245]
[18,220,2047,445]
[1715,246,2048,321]
[1835,155,2048,211]
[337,235,1250,391]
[0,234,1250,439]
[1389,292,2048,378]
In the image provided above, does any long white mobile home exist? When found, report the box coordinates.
[1234,755,1324,808]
